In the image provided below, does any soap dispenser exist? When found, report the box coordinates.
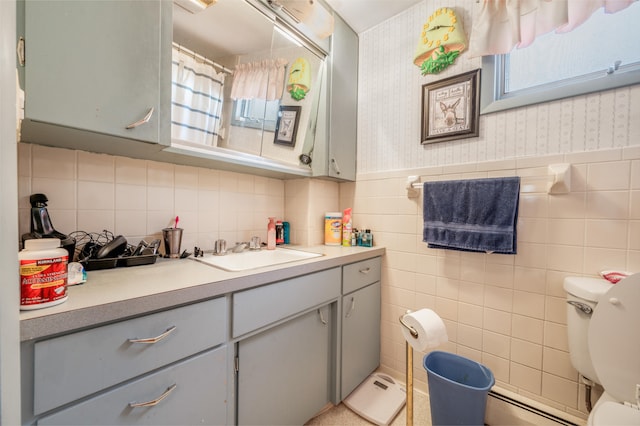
[267,217,276,250]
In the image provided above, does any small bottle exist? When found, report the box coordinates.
[361,229,373,247]
[267,217,276,250]
[276,220,284,245]
[283,222,290,244]
[342,207,352,247]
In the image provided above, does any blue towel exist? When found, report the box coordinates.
[423,177,520,254]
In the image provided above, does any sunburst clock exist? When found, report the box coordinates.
[287,57,311,101]
[414,7,467,75]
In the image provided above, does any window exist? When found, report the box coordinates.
[231,98,280,132]
[480,4,640,114]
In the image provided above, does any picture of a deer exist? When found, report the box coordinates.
[440,98,461,127]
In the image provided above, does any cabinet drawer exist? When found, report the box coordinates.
[342,257,381,294]
[38,347,227,425]
[34,297,226,415]
[232,268,340,338]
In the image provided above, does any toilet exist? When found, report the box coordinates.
[564,274,640,425]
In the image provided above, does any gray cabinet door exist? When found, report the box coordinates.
[327,14,358,181]
[24,0,167,144]
[341,281,381,399]
[237,305,333,425]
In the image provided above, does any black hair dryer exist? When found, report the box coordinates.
[21,193,76,261]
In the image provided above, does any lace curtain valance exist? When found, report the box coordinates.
[469,0,636,57]
[230,59,288,101]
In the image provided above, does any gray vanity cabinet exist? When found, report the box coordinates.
[233,268,341,425]
[340,258,382,400]
[19,0,171,154]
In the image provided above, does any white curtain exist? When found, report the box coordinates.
[469,0,636,57]
[171,48,226,146]
[230,58,288,101]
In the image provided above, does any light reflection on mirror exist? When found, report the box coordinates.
[172,0,327,170]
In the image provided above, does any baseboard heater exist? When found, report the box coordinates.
[487,390,581,426]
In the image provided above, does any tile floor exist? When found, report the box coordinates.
[306,391,431,426]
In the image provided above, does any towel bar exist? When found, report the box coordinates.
[406,163,571,197]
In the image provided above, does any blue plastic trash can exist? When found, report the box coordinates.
[423,351,495,425]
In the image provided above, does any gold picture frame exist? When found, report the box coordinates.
[421,69,480,144]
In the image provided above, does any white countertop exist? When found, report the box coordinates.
[20,245,385,341]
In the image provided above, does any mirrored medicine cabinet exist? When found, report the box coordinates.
[168,0,329,177]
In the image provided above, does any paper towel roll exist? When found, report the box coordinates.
[400,309,448,351]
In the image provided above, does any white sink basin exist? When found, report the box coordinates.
[191,247,323,272]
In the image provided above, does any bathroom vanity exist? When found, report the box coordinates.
[19,246,383,425]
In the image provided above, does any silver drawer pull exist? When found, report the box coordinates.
[129,384,177,408]
[359,267,371,274]
[345,297,355,318]
[128,326,176,344]
[126,107,154,129]
[318,308,328,325]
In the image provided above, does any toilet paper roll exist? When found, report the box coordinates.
[401,309,448,351]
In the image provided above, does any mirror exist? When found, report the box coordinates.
[172,0,327,174]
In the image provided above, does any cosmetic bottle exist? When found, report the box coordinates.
[267,217,276,250]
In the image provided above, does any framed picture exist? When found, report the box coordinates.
[273,105,301,147]
[421,69,480,144]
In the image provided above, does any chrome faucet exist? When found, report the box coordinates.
[213,239,227,255]
[249,236,261,250]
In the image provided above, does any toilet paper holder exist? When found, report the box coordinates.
[399,313,419,338]
[399,311,418,426]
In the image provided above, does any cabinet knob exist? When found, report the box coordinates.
[126,107,154,129]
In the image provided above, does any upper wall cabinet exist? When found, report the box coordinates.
[17,0,172,157]
[17,0,358,181]
[320,13,358,181]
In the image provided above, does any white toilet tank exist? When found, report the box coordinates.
[563,276,613,383]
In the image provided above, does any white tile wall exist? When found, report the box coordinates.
[346,149,640,419]
[18,144,286,255]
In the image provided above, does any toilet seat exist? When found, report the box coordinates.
[588,273,640,407]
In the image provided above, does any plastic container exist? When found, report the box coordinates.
[283,221,290,244]
[19,238,69,310]
[324,212,342,245]
[276,220,284,245]
[342,208,352,246]
[267,217,276,250]
[423,351,495,426]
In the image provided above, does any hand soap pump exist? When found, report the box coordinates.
[267,217,276,250]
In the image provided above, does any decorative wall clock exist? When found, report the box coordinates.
[287,57,311,100]
[414,7,468,75]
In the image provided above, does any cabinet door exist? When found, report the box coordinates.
[341,281,381,399]
[237,305,333,425]
[38,347,227,426]
[327,14,358,181]
[24,0,166,144]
